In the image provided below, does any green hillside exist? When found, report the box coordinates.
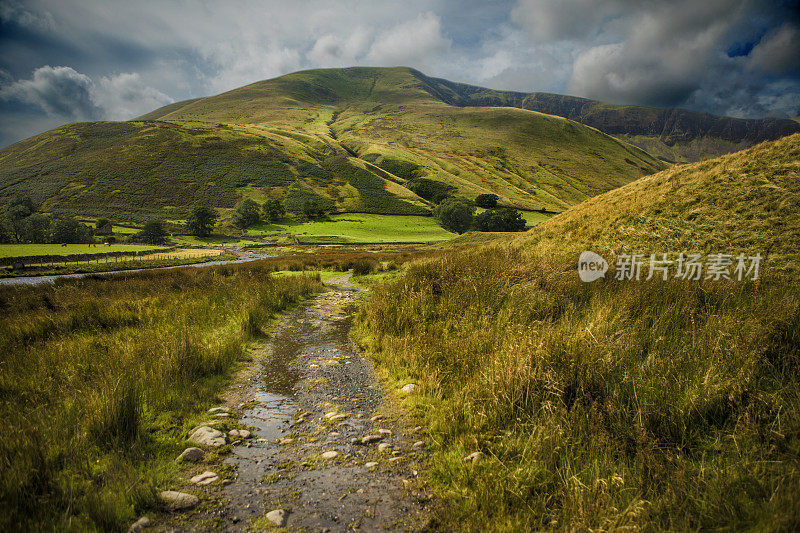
[0,67,665,221]
[357,134,800,530]
[522,132,800,270]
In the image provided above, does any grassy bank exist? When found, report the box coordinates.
[0,250,233,278]
[356,245,800,531]
[0,264,322,530]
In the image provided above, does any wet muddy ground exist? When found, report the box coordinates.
[163,274,433,532]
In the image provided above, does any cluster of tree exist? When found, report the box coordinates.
[232,198,286,229]
[408,178,457,204]
[434,195,527,234]
[0,196,95,244]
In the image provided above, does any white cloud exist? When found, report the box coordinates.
[365,12,450,68]
[307,29,373,68]
[94,73,173,119]
[0,65,99,120]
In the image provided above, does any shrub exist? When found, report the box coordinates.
[409,178,456,204]
[352,259,377,276]
[138,220,168,244]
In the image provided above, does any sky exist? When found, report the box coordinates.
[0,0,798,147]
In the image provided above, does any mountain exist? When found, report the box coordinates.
[0,67,665,221]
[412,71,800,163]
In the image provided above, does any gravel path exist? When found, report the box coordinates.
[168,274,433,532]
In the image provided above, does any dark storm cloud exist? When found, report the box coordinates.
[0,0,798,147]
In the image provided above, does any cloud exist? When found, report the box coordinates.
[748,23,800,75]
[0,65,100,120]
[307,29,373,68]
[365,12,450,68]
[511,0,627,42]
[0,66,173,123]
[94,73,172,120]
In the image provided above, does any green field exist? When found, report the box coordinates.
[0,243,166,258]
[246,213,454,242]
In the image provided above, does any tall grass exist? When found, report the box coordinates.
[357,245,800,531]
[0,264,321,530]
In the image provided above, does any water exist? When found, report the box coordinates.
[0,251,274,287]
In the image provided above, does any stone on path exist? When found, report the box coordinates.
[208,406,230,414]
[320,450,339,459]
[265,509,288,527]
[188,426,226,447]
[128,516,150,532]
[412,441,425,449]
[361,434,384,444]
[229,429,251,439]
[190,471,219,485]
[176,447,204,463]
[377,428,392,436]
[401,383,418,394]
[159,491,199,511]
[365,462,379,468]
[378,443,392,453]
[329,414,348,422]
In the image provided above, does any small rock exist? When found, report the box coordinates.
[175,447,204,463]
[350,437,361,445]
[412,441,425,449]
[159,490,199,511]
[208,407,230,414]
[212,412,231,418]
[265,509,288,527]
[365,462,379,468]
[279,438,295,445]
[412,426,424,432]
[309,364,319,368]
[377,428,392,436]
[190,471,219,485]
[392,450,401,456]
[401,383,418,394]
[378,443,392,453]
[128,516,150,532]
[229,429,251,439]
[464,451,484,464]
[329,432,340,437]
[188,426,225,447]
[370,415,384,422]
[329,414,348,422]
[361,435,384,444]
[323,411,338,419]
[388,456,404,463]
[321,450,339,459]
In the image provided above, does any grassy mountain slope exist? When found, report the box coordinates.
[523,133,800,269]
[414,70,800,163]
[357,134,800,530]
[2,67,668,220]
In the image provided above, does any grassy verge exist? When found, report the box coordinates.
[355,245,800,531]
[0,251,236,278]
[0,263,323,530]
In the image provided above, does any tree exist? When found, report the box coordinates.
[52,218,94,244]
[232,198,261,229]
[475,193,499,208]
[474,207,527,232]
[434,197,475,234]
[186,205,218,237]
[262,198,285,223]
[138,220,168,244]
[96,218,111,229]
[21,214,52,243]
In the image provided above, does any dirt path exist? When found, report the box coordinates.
[175,274,433,531]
